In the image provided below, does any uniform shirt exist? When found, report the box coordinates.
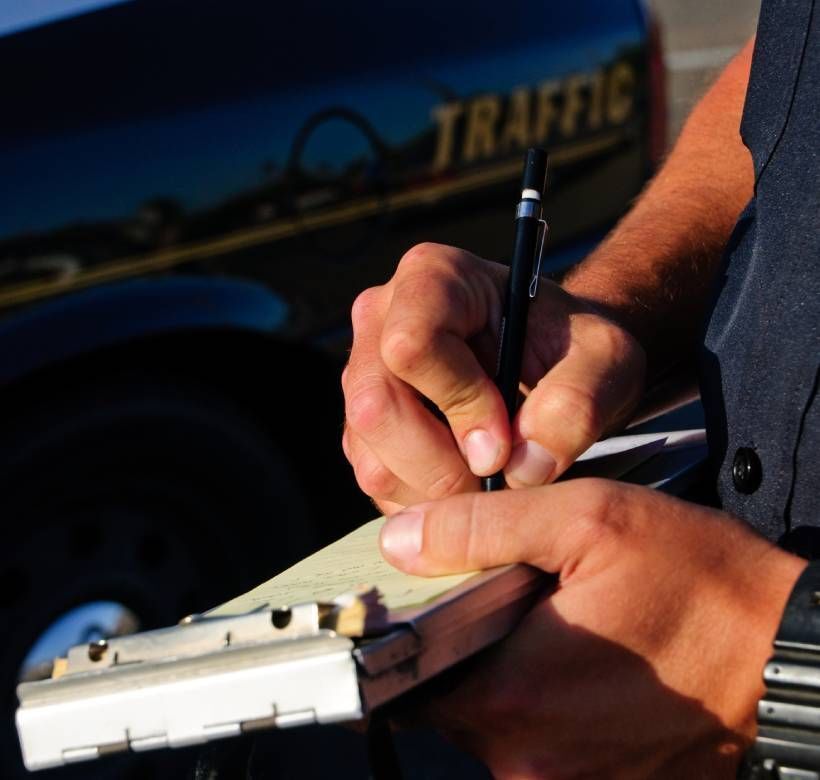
[700,0,819,544]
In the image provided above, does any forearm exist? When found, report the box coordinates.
[563,38,755,378]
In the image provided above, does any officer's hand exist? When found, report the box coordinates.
[342,243,645,513]
[379,480,806,778]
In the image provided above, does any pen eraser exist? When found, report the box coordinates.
[522,148,548,195]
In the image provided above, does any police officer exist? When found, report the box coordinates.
[342,0,819,774]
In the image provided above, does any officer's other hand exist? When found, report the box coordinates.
[379,480,806,778]
[342,243,645,513]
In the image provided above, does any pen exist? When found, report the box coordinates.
[482,148,549,492]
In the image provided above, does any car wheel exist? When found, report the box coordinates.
[0,377,314,779]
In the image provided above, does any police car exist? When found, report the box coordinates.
[0,1,665,774]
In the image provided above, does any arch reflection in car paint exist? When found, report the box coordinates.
[287,107,389,259]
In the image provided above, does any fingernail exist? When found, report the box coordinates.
[381,509,424,562]
[464,429,501,475]
[506,440,557,486]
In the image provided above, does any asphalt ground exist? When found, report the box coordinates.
[649,0,761,142]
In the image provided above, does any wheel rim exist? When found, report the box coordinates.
[18,600,140,682]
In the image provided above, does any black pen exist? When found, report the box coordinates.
[482,148,549,492]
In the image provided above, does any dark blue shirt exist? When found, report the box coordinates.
[700,0,820,544]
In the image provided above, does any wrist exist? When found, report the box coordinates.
[561,246,677,391]
[731,548,807,742]
[562,235,715,385]
[561,250,653,344]
[742,559,820,778]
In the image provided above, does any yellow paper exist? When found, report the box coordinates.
[210,517,476,617]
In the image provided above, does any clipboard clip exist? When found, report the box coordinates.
[16,565,543,773]
[16,602,367,772]
[48,591,385,680]
[56,603,325,676]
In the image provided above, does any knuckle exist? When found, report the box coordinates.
[541,383,603,445]
[398,242,441,270]
[345,377,394,436]
[425,465,471,501]
[351,287,382,330]
[384,333,486,419]
[438,379,486,421]
[398,243,468,288]
[573,479,623,544]
[463,491,484,561]
[381,323,433,377]
[354,456,397,499]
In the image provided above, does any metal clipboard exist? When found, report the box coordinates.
[16,416,708,772]
[16,563,543,772]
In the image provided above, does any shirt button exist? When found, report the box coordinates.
[732,447,762,494]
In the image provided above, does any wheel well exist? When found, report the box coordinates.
[0,328,368,542]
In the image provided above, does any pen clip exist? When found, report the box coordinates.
[529,218,549,298]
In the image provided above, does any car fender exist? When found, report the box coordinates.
[0,276,289,385]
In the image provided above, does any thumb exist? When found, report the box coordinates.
[506,321,645,487]
[379,480,613,577]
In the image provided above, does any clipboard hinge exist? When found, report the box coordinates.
[17,632,362,772]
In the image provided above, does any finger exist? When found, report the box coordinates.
[346,288,478,500]
[380,244,510,476]
[344,421,417,513]
[341,419,354,463]
[378,479,623,577]
[343,424,423,509]
[375,498,405,517]
[505,318,645,487]
[345,368,478,499]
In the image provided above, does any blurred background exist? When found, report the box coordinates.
[650,0,760,139]
[0,1,759,777]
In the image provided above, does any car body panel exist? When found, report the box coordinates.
[0,0,650,364]
[0,276,287,384]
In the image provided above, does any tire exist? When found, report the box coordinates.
[0,376,315,779]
